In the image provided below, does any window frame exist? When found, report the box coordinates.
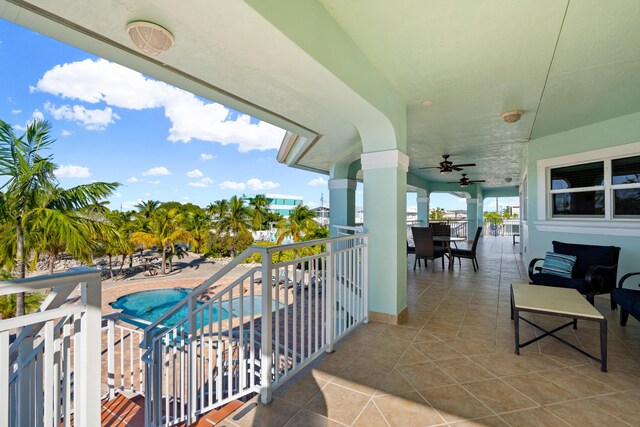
[535,141,640,236]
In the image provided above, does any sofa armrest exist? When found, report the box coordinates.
[618,272,640,289]
[585,264,618,293]
[528,258,545,282]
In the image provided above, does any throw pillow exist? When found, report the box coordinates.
[540,251,576,278]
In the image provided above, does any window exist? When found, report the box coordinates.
[547,155,640,219]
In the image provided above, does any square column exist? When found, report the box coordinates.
[417,193,429,226]
[466,198,478,241]
[328,178,357,237]
[362,149,408,324]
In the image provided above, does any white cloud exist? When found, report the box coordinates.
[219,181,246,191]
[200,153,215,161]
[247,178,279,191]
[33,58,286,151]
[308,177,327,186]
[122,199,143,210]
[126,176,139,183]
[44,102,119,131]
[13,124,26,132]
[113,192,122,198]
[60,129,72,137]
[32,110,44,121]
[189,177,214,188]
[54,164,90,178]
[186,169,203,178]
[11,109,21,115]
[142,166,171,176]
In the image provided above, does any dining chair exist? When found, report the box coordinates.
[430,222,451,248]
[450,227,483,271]
[412,227,448,272]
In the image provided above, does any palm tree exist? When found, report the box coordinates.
[217,196,251,255]
[249,194,270,231]
[100,210,137,280]
[207,199,229,221]
[130,208,194,274]
[275,204,318,244]
[429,207,446,220]
[184,210,212,254]
[0,119,119,315]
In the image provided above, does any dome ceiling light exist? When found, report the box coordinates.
[501,110,524,123]
[127,21,174,56]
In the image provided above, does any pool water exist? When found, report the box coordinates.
[110,288,282,328]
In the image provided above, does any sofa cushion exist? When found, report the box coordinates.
[612,288,640,315]
[552,241,618,278]
[540,251,576,278]
[530,273,592,294]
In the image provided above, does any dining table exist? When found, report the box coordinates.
[432,236,467,270]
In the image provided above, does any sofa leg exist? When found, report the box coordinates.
[610,292,617,310]
[620,309,629,327]
[586,294,595,306]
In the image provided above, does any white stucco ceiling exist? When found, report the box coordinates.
[2,0,640,188]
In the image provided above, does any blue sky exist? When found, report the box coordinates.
[0,19,513,213]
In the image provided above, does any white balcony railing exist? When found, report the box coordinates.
[0,267,102,427]
[141,235,368,427]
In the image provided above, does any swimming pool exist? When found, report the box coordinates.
[110,288,281,328]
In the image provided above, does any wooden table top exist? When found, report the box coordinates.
[511,283,604,320]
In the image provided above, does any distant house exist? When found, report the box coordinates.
[311,206,330,226]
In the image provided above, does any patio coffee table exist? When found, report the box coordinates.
[510,283,607,372]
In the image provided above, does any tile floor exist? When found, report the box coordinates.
[223,237,640,426]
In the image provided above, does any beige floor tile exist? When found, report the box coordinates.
[500,373,577,405]
[433,357,495,383]
[305,383,370,426]
[380,324,422,340]
[274,373,327,407]
[420,384,494,422]
[593,392,640,426]
[373,391,445,427]
[396,361,456,389]
[397,346,430,366]
[444,338,501,356]
[228,397,301,427]
[412,340,464,361]
[330,363,387,395]
[349,348,402,372]
[545,399,631,427]
[462,379,537,414]
[499,407,570,427]
[375,369,417,396]
[353,401,390,427]
[448,416,510,427]
[538,368,616,398]
[367,334,414,355]
[284,409,344,427]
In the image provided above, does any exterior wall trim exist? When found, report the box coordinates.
[328,178,357,190]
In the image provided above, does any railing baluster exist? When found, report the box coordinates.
[0,331,9,427]
[260,248,273,404]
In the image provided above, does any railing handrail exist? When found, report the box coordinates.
[0,266,99,296]
[143,235,369,346]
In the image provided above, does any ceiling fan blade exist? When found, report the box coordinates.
[452,166,465,171]
[452,163,476,167]
[469,180,486,183]
[419,166,441,169]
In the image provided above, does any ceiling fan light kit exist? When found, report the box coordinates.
[501,110,524,123]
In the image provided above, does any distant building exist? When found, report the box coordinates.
[242,193,303,217]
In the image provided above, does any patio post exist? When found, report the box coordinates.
[361,149,408,324]
[328,178,356,237]
[417,189,429,225]
[466,198,478,241]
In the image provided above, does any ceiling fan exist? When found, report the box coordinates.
[419,154,476,175]
[447,173,485,188]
